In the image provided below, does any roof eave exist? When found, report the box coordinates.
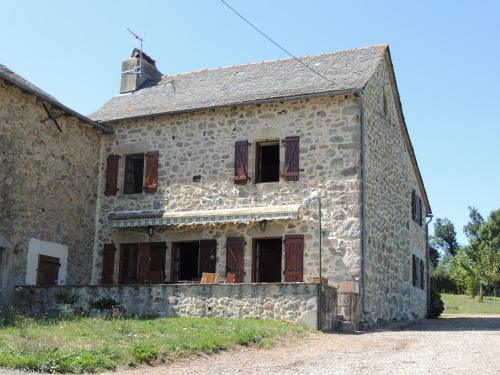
[0,71,113,134]
[94,87,361,124]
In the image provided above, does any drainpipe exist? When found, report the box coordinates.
[358,90,369,316]
[317,195,322,331]
[425,214,434,311]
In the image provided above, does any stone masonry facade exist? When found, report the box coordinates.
[0,79,102,304]
[93,95,362,288]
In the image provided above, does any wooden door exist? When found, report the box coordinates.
[226,237,245,282]
[284,235,304,282]
[137,243,151,283]
[36,255,60,285]
[149,242,166,283]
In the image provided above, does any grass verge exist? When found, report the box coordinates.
[442,293,500,315]
[0,311,306,373]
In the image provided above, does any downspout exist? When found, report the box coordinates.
[317,195,323,331]
[425,214,434,311]
[359,89,369,315]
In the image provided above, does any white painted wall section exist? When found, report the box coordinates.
[25,238,68,285]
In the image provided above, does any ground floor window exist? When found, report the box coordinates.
[119,242,166,284]
[36,255,60,286]
[253,238,282,282]
[171,240,216,282]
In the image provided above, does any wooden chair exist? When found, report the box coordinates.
[200,272,219,284]
[225,272,236,283]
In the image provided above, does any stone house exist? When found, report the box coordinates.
[2,44,431,329]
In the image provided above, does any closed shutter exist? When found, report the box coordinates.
[226,237,245,282]
[145,151,159,193]
[105,155,120,196]
[418,197,423,226]
[284,136,300,181]
[102,243,116,285]
[149,242,166,284]
[137,243,151,283]
[412,255,417,287]
[411,190,416,222]
[234,141,249,184]
[284,235,304,282]
[420,259,425,290]
[36,255,60,286]
[199,239,217,273]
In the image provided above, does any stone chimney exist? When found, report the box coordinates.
[120,48,162,94]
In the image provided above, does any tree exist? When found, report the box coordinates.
[432,218,459,256]
[429,244,440,268]
[463,206,484,241]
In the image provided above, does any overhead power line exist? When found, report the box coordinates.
[217,0,335,84]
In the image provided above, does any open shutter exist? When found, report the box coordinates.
[145,151,159,193]
[411,190,417,222]
[199,239,217,273]
[234,141,249,184]
[284,235,304,282]
[284,136,300,181]
[420,259,425,290]
[137,243,151,283]
[226,237,245,283]
[105,154,120,196]
[412,255,417,287]
[102,243,116,285]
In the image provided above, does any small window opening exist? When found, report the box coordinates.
[174,241,200,282]
[119,243,138,284]
[36,255,61,286]
[256,141,280,183]
[383,93,388,117]
[254,238,282,282]
[124,154,144,194]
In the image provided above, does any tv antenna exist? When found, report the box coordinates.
[127,28,144,74]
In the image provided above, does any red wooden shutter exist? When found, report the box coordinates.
[284,136,300,181]
[412,255,417,287]
[145,151,159,193]
[411,190,417,222]
[199,239,217,273]
[420,259,425,290]
[105,154,120,196]
[102,243,116,285]
[234,141,249,184]
[284,235,304,282]
[137,243,151,283]
[226,237,245,283]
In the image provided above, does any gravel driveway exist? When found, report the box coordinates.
[1,315,499,375]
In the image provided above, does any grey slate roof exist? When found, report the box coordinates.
[90,45,387,122]
[0,63,111,133]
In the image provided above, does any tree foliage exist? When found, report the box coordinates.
[432,218,459,256]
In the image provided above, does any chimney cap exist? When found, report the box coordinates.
[131,48,156,67]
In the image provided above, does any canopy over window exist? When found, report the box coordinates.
[109,205,301,229]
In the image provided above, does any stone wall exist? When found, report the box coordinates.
[0,79,102,305]
[361,60,428,326]
[15,283,338,330]
[93,96,363,287]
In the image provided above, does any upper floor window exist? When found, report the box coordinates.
[124,154,144,194]
[411,189,423,226]
[104,151,159,196]
[255,140,280,183]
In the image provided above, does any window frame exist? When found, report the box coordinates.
[123,153,145,195]
[254,140,280,184]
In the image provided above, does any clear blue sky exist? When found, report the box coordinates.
[2,0,499,244]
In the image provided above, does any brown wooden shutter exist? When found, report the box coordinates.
[102,243,116,285]
[284,235,304,282]
[137,243,151,283]
[420,259,425,290]
[226,237,245,283]
[412,255,417,287]
[199,239,217,273]
[36,255,60,286]
[411,190,417,222]
[284,136,300,181]
[145,151,159,193]
[234,141,249,184]
[105,154,120,196]
[418,197,423,226]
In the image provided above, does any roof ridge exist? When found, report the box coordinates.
[158,44,388,82]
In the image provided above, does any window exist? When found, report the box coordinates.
[120,243,139,283]
[124,154,144,194]
[36,255,60,285]
[411,189,424,226]
[255,141,280,183]
[383,93,388,116]
[412,254,425,290]
[253,238,282,282]
[119,242,166,284]
[171,240,216,282]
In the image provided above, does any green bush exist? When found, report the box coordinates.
[54,291,78,305]
[427,290,444,319]
[133,343,161,363]
[89,298,118,310]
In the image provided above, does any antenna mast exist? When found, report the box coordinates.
[126,28,144,75]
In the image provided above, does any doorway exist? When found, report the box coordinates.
[253,238,282,282]
[171,240,217,282]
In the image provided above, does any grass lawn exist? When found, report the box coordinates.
[442,293,500,315]
[0,312,306,373]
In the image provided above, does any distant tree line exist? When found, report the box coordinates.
[431,207,500,301]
